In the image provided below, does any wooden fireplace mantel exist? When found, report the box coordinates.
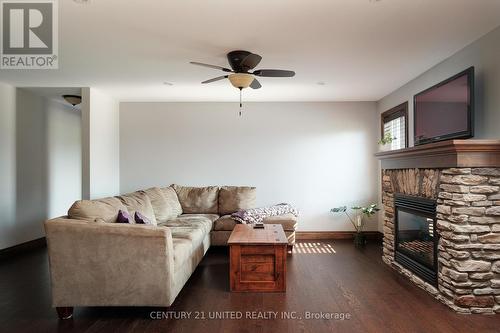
[375,139,500,169]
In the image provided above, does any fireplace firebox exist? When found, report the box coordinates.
[394,194,438,286]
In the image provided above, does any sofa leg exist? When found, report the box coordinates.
[56,307,73,320]
[287,245,294,255]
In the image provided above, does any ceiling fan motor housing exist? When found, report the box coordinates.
[227,50,252,72]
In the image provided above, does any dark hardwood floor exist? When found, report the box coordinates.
[1,240,499,333]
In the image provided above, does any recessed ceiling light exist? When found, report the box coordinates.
[163,82,173,86]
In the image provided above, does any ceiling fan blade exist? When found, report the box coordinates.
[240,53,262,71]
[253,69,295,77]
[190,61,233,72]
[250,78,262,89]
[201,75,228,84]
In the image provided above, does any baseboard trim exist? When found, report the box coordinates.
[296,231,383,241]
[0,237,46,260]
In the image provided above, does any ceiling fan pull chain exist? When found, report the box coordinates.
[239,88,242,117]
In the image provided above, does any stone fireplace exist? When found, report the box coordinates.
[377,140,500,314]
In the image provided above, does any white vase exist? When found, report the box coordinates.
[356,215,362,229]
[379,144,390,152]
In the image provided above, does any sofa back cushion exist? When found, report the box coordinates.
[218,186,256,215]
[172,184,219,214]
[68,197,126,223]
[117,191,157,225]
[159,186,183,218]
[141,187,178,222]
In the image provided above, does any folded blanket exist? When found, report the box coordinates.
[231,203,298,224]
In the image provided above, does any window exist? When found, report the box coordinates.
[381,102,408,150]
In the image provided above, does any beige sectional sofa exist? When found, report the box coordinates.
[44,185,297,318]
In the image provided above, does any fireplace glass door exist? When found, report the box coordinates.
[396,210,435,269]
[394,194,437,285]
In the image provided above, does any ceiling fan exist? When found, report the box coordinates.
[190,50,295,90]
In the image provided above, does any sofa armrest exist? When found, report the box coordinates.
[44,217,175,307]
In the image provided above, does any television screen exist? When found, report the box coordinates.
[414,67,474,145]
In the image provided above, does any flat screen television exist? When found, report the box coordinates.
[414,67,474,145]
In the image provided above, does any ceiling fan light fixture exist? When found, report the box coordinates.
[228,73,254,89]
[62,95,82,106]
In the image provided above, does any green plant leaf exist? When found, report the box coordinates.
[331,206,347,213]
[378,132,396,145]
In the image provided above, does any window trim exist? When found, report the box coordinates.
[381,102,409,149]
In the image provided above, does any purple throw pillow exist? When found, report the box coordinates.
[135,211,152,225]
[116,210,131,223]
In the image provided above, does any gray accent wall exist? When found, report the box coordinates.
[377,25,500,145]
[376,25,500,232]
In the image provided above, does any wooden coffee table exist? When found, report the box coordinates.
[228,224,287,292]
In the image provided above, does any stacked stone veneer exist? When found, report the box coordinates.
[382,167,500,314]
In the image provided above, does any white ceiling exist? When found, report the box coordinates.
[1,0,500,102]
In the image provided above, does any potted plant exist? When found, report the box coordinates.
[378,133,396,151]
[331,204,380,248]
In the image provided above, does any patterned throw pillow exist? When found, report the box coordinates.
[116,210,131,223]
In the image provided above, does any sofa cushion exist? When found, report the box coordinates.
[167,216,212,269]
[171,227,205,249]
[213,215,237,231]
[213,213,297,231]
[172,238,193,269]
[117,191,157,225]
[172,185,219,214]
[68,197,126,223]
[141,187,173,222]
[218,186,256,215]
[171,229,208,271]
[159,186,183,217]
[159,214,216,234]
[178,214,219,223]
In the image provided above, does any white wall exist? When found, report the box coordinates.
[0,87,82,249]
[82,88,120,199]
[46,99,82,218]
[0,83,17,249]
[120,102,379,231]
[0,85,119,249]
[377,25,500,145]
